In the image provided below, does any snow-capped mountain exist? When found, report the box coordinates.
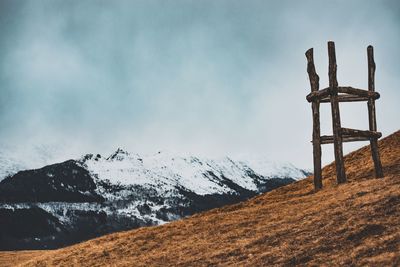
[0,149,310,250]
[83,149,307,195]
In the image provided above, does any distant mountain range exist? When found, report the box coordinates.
[0,148,310,250]
[17,131,399,266]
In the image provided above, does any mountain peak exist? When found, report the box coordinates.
[107,148,130,161]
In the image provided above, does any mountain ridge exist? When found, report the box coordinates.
[0,150,308,250]
[7,130,399,266]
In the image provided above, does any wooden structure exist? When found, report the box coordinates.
[305,41,384,190]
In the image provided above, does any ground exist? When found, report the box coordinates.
[1,131,399,266]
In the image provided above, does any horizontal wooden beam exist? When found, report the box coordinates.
[338,86,380,99]
[316,128,382,145]
[307,86,380,103]
[320,95,370,103]
[341,128,382,138]
[319,135,371,145]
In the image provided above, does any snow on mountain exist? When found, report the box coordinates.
[238,158,309,180]
[81,149,308,196]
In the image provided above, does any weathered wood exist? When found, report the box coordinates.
[367,45,384,178]
[306,48,322,190]
[320,95,370,103]
[341,128,382,138]
[337,86,380,98]
[306,88,330,102]
[310,87,379,102]
[306,42,384,188]
[319,135,370,145]
[328,41,347,184]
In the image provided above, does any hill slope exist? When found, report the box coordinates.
[4,131,400,266]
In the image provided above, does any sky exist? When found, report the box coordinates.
[0,0,399,169]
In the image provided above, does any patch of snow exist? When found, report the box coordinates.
[81,149,307,196]
[239,159,307,180]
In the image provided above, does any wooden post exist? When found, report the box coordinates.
[367,45,384,178]
[328,41,347,184]
[306,48,322,190]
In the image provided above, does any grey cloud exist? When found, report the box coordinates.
[0,0,399,168]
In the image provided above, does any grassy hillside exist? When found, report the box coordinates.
[3,130,400,266]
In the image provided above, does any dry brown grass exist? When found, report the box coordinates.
[2,130,400,266]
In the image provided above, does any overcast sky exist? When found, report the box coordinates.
[0,0,399,168]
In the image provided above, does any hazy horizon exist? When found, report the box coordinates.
[0,0,399,169]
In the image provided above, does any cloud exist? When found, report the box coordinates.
[0,0,399,168]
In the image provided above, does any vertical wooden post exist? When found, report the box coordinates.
[367,45,384,178]
[306,48,322,190]
[328,41,347,184]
